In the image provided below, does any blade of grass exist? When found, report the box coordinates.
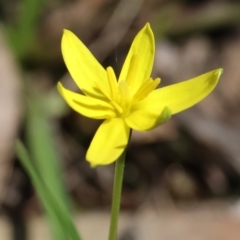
[7,0,46,58]
[16,83,82,240]
[15,140,81,240]
[26,93,69,210]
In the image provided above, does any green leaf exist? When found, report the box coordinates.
[15,140,81,240]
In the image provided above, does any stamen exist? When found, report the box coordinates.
[106,67,118,100]
[118,80,129,100]
[111,101,123,115]
[134,78,160,101]
[94,81,111,100]
[118,80,130,111]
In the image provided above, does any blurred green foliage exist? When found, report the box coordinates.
[6,0,82,239]
[6,0,46,59]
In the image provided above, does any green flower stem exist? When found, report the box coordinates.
[108,150,126,240]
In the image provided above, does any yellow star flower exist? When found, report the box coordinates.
[58,23,222,166]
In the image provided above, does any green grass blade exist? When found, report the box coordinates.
[26,94,69,209]
[6,0,46,58]
[15,140,82,240]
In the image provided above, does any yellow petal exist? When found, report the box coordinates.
[58,83,116,119]
[86,118,130,166]
[125,106,171,131]
[119,23,155,93]
[61,30,108,99]
[147,68,223,115]
[125,68,222,131]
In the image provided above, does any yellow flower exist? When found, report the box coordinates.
[58,23,222,166]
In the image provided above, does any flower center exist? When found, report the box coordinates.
[116,80,131,117]
[95,55,160,118]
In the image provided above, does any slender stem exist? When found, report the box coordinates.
[108,150,126,240]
